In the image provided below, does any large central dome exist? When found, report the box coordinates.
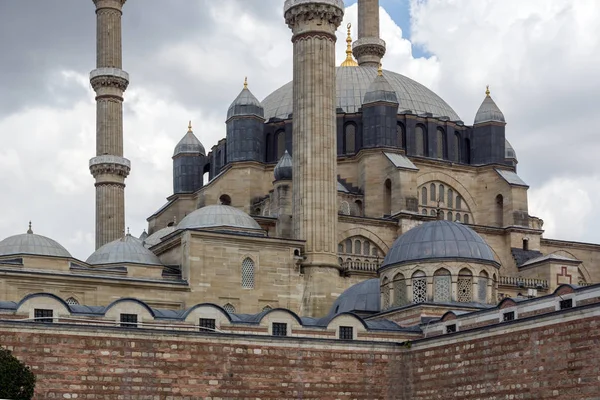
[262,66,460,121]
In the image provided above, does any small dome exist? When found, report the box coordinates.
[505,139,517,160]
[143,226,176,248]
[87,234,162,266]
[474,88,505,124]
[0,224,71,258]
[274,150,292,181]
[363,70,398,105]
[328,279,380,315]
[178,205,261,231]
[173,123,206,157]
[227,79,264,120]
[139,230,148,241]
[381,220,496,269]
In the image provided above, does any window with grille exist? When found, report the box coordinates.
[339,326,353,340]
[199,318,216,332]
[120,313,138,328]
[446,324,456,333]
[413,277,427,303]
[241,257,255,289]
[65,297,79,305]
[223,303,236,314]
[272,322,287,336]
[503,311,515,322]
[34,309,53,323]
[433,274,451,303]
[560,299,573,309]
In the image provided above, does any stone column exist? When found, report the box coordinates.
[90,0,130,249]
[353,0,386,67]
[285,0,344,317]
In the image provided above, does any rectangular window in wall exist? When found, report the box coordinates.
[120,313,138,328]
[560,299,573,309]
[446,324,456,334]
[272,322,287,337]
[34,309,53,323]
[199,318,216,332]
[503,311,515,322]
[339,326,354,340]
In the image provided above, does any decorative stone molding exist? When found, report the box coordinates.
[93,0,126,11]
[90,68,129,92]
[89,155,131,178]
[284,1,344,29]
[352,37,386,59]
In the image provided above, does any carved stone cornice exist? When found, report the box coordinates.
[89,68,129,92]
[284,1,344,30]
[89,155,131,178]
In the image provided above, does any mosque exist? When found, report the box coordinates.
[0,0,597,325]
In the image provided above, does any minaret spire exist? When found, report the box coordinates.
[89,0,131,249]
[353,0,386,67]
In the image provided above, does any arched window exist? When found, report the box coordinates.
[415,125,426,157]
[262,305,273,312]
[382,277,390,309]
[384,179,392,215]
[478,271,489,303]
[219,194,232,206]
[457,268,473,302]
[345,239,352,253]
[455,213,461,222]
[465,138,471,164]
[422,209,428,215]
[412,271,427,303]
[430,210,436,217]
[440,210,445,220]
[65,297,79,305]
[454,133,461,162]
[436,128,447,159]
[344,124,356,154]
[522,238,529,251]
[363,241,370,256]
[371,247,378,256]
[464,214,469,224]
[241,257,255,289]
[223,303,236,313]
[439,185,445,202]
[338,244,343,253]
[433,269,451,302]
[265,133,272,162]
[421,187,428,206]
[276,130,286,159]
[354,200,363,217]
[397,123,406,150]
[456,196,462,210]
[430,183,436,202]
[492,273,498,303]
[339,201,350,215]
[354,240,362,255]
[447,189,453,208]
[496,194,504,227]
[393,273,406,307]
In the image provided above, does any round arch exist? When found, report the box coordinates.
[337,227,390,253]
[416,171,478,213]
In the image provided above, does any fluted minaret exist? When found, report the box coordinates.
[89,0,131,249]
[284,0,344,316]
[353,0,386,67]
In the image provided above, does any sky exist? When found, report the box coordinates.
[1,0,600,261]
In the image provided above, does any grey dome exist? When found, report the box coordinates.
[363,73,398,105]
[274,150,292,181]
[143,226,176,248]
[474,93,505,124]
[87,234,162,266]
[227,85,264,120]
[262,66,460,121]
[173,128,205,157]
[0,228,71,258]
[178,205,261,231]
[505,139,517,160]
[329,279,380,316]
[381,220,496,269]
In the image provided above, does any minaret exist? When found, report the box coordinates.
[89,0,131,249]
[284,0,344,316]
[353,0,386,67]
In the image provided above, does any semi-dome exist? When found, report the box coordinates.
[328,278,380,316]
[381,220,496,269]
[0,224,71,258]
[178,205,261,231]
[474,87,505,124]
[87,234,162,266]
[505,139,517,160]
[363,69,398,105]
[274,150,292,181]
[143,226,176,248]
[173,122,205,157]
[227,79,264,120]
[262,66,460,121]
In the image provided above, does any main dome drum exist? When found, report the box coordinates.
[262,66,460,121]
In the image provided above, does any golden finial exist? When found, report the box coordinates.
[244,77,248,89]
[188,120,192,132]
[485,85,490,97]
[341,23,358,67]
[378,63,383,76]
[27,221,33,234]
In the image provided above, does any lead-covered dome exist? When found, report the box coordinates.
[381,220,496,269]
[143,226,176,248]
[173,124,205,157]
[274,150,292,181]
[178,205,261,231]
[0,225,71,258]
[328,278,380,316]
[474,89,505,124]
[227,80,264,120]
[87,234,162,266]
[262,66,460,121]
